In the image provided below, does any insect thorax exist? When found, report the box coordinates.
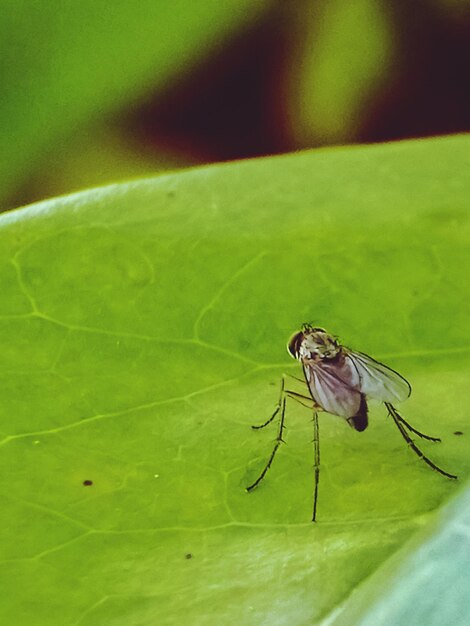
[288,327,341,361]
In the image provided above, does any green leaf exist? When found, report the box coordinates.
[0,0,269,203]
[0,135,469,625]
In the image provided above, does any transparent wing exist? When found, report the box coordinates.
[304,362,362,418]
[345,351,411,403]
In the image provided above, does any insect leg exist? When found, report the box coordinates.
[252,373,311,429]
[251,376,285,430]
[246,396,287,492]
[286,390,315,410]
[389,406,440,442]
[286,373,307,384]
[385,403,457,479]
[312,410,320,522]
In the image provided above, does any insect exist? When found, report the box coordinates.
[246,324,457,521]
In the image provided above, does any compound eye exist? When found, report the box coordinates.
[287,331,304,359]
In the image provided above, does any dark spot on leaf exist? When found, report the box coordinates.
[185,553,193,560]
[453,431,464,436]
[83,480,93,486]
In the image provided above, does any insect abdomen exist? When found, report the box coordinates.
[347,395,368,432]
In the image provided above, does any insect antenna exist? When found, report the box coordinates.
[385,402,457,479]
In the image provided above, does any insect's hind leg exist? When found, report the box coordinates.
[246,396,287,492]
[385,403,457,479]
[387,403,440,442]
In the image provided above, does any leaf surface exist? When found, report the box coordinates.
[0,135,469,625]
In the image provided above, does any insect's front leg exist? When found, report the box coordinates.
[247,375,320,493]
[286,390,319,410]
[251,373,312,430]
[246,396,287,492]
[251,375,285,430]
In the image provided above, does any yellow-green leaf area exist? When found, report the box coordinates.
[0,136,469,625]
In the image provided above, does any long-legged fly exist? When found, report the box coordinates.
[247,324,457,521]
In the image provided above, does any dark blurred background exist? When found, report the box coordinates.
[1,0,468,212]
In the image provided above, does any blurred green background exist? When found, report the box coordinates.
[1,0,468,212]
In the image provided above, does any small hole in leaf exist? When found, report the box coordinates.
[83,480,93,486]
[453,431,464,436]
